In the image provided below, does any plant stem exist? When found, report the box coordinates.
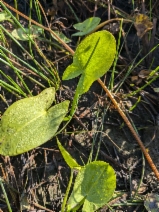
[61,169,73,212]
[111,18,123,90]
[0,178,12,212]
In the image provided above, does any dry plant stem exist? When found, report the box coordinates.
[33,202,53,212]
[98,79,159,181]
[2,0,159,180]
[92,18,133,33]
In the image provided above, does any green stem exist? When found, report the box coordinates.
[61,169,73,212]
[13,0,18,20]
[111,19,123,90]
[132,152,145,200]
[125,73,159,97]
[70,91,80,117]
[0,178,12,212]
[65,0,80,23]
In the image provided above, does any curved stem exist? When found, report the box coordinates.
[91,18,132,33]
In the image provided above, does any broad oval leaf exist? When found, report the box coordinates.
[72,17,101,36]
[57,139,81,170]
[0,87,69,156]
[67,161,116,212]
[62,31,116,95]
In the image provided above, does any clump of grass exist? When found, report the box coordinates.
[0,0,62,97]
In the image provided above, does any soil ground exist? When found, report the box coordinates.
[1,0,159,211]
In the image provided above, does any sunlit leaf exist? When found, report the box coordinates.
[72,17,101,36]
[62,31,116,95]
[0,87,69,156]
[67,161,116,212]
[0,11,11,22]
[57,139,81,170]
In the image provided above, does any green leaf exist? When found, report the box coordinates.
[0,87,69,156]
[0,11,11,22]
[62,31,116,95]
[11,25,43,41]
[67,161,116,212]
[144,193,159,212]
[51,30,71,43]
[57,139,81,170]
[72,17,101,36]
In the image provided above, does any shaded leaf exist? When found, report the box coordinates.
[11,25,43,41]
[154,88,159,93]
[0,87,69,156]
[67,161,116,212]
[144,193,159,212]
[51,30,71,43]
[63,31,116,95]
[57,139,81,170]
[72,17,101,36]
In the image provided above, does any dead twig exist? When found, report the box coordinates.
[98,79,159,180]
